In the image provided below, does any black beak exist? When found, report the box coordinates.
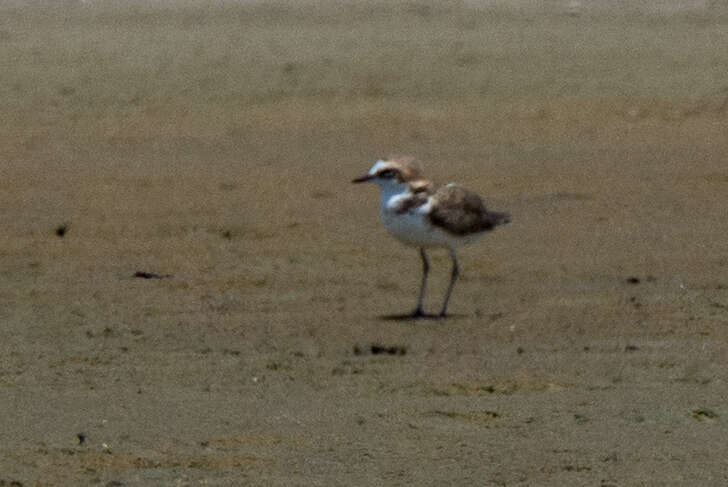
[352,174,374,183]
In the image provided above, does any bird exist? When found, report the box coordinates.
[352,156,510,318]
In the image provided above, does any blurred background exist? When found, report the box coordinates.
[2,1,728,485]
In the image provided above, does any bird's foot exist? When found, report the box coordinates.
[411,308,426,318]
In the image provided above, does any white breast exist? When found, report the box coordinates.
[377,195,438,247]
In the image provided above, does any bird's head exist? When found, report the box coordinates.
[352,156,424,191]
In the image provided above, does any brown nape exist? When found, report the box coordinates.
[409,179,436,194]
[428,184,510,236]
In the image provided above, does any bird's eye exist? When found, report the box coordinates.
[379,169,396,179]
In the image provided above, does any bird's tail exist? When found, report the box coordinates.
[490,211,511,227]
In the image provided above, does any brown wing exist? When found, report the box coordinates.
[428,184,510,235]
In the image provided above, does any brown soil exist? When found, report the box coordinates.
[2,1,728,485]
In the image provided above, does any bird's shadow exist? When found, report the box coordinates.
[378,312,468,322]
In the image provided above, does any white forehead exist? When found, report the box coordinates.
[368,159,393,175]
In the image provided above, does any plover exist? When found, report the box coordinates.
[353,156,510,318]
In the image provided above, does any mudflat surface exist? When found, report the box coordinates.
[2,1,728,485]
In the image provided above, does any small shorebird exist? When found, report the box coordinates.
[353,156,510,318]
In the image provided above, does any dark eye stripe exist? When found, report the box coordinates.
[378,169,397,178]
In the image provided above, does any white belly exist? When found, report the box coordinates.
[380,206,485,249]
[381,208,435,247]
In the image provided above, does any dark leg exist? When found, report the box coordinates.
[439,248,459,317]
[412,248,429,317]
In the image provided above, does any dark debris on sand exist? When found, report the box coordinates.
[132,271,173,279]
[354,344,407,356]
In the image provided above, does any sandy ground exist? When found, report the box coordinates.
[2,1,728,485]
